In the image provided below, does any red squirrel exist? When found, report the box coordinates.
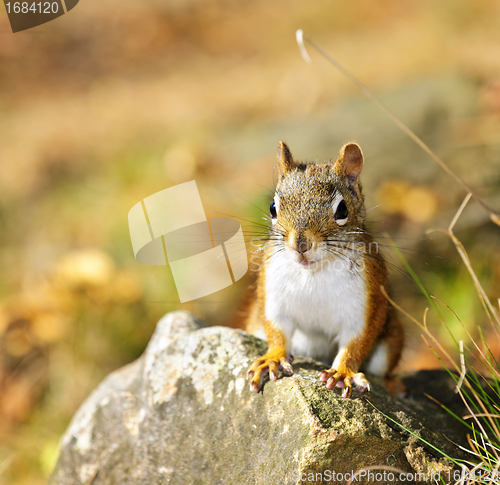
[246,141,404,398]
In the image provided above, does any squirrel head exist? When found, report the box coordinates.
[270,141,367,267]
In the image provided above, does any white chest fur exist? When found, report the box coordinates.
[264,251,368,363]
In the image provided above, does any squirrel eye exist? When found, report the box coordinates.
[270,200,277,219]
[335,201,348,220]
[332,195,348,225]
[270,195,279,223]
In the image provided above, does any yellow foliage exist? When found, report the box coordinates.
[54,249,114,288]
[377,180,438,223]
[30,312,70,345]
[402,187,438,224]
[111,271,143,304]
[4,328,33,357]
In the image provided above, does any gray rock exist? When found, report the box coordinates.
[49,311,466,485]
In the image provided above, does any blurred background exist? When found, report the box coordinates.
[0,0,500,483]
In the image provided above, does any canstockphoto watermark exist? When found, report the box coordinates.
[292,467,498,483]
[292,468,445,483]
[128,181,248,303]
[2,0,80,33]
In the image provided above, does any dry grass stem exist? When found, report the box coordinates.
[381,287,462,376]
[457,340,466,393]
[296,31,500,227]
[432,296,500,380]
[427,227,500,332]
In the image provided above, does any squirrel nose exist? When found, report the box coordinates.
[297,239,311,254]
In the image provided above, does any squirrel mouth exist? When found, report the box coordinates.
[299,259,316,267]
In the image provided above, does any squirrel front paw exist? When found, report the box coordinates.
[248,350,293,392]
[320,369,371,398]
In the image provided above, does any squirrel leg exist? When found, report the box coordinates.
[320,345,372,399]
[320,270,395,397]
[364,312,405,396]
[248,323,293,393]
[382,314,406,397]
[319,313,381,398]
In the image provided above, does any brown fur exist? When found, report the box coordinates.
[247,141,404,396]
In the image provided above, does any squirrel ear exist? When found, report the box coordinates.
[337,143,363,185]
[277,141,295,175]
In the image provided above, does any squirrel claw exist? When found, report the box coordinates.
[281,359,294,376]
[352,372,371,393]
[342,379,352,398]
[248,352,293,392]
[320,369,370,397]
